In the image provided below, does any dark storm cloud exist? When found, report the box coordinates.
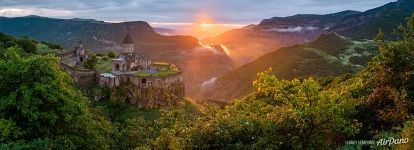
[0,0,396,23]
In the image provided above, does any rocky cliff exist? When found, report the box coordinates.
[110,81,185,109]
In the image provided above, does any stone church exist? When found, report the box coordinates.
[98,33,185,108]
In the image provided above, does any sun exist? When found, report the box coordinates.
[199,23,213,29]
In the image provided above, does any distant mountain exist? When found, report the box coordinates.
[330,0,414,39]
[198,33,377,101]
[203,0,414,67]
[0,15,199,51]
[259,10,360,27]
[202,10,360,67]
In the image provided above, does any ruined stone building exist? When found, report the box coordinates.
[58,34,185,108]
[58,41,95,87]
[59,40,88,67]
[74,41,88,66]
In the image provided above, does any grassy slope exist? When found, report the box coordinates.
[36,43,61,55]
[95,58,112,73]
[135,64,181,77]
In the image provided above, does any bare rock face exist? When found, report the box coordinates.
[110,81,185,109]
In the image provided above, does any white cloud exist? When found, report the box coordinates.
[201,77,217,91]
[0,0,396,23]
[0,7,73,17]
[265,26,319,33]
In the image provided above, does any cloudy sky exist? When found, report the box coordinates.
[0,0,395,25]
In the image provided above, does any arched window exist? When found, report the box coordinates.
[115,64,120,71]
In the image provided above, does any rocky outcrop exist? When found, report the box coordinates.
[111,81,185,109]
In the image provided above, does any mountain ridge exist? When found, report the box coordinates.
[202,1,413,67]
[0,16,200,51]
[329,0,414,38]
[202,10,359,67]
[259,10,361,26]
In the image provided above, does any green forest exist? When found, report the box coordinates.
[1,14,414,150]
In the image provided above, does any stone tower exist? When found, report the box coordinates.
[74,40,88,65]
[121,33,134,55]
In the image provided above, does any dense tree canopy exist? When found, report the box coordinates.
[141,69,360,149]
[350,14,414,140]
[16,38,37,53]
[107,51,116,58]
[0,33,61,54]
[84,54,98,69]
[0,47,111,149]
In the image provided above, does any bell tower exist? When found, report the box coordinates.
[121,32,134,55]
[74,40,88,65]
